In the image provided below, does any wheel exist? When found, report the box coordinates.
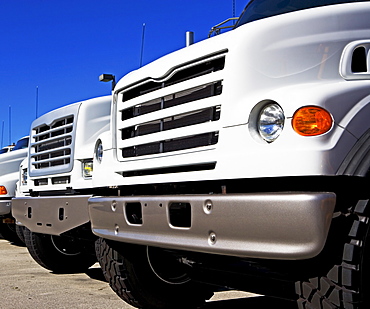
[95,238,213,309]
[296,199,370,309]
[15,225,25,244]
[0,222,24,245]
[24,227,97,273]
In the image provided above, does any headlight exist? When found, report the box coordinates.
[258,104,285,142]
[83,161,93,178]
[95,140,103,163]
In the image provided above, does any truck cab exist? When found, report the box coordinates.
[88,1,370,308]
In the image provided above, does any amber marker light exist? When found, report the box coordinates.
[0,186,7,195]
[292,106,333,136]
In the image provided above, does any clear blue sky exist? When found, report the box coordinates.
[0,0,247,147]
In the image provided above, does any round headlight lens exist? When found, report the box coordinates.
[258,104,285,142]
[95,141,103,163]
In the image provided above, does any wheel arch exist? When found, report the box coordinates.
[337,127,370,177]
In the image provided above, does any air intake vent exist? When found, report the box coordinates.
[122,162,216,177]
[340,41,370,80]
[351,46,367,73]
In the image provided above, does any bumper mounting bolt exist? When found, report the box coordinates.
[204,200,213,214]
[111,200,117,212]
[209,232,217,245]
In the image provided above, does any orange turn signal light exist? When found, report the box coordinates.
[292,106,333,136]
[0,186,7,195]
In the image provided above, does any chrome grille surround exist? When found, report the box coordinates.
[116,52,226,173]
[29,115,75,177]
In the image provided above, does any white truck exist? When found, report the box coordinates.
[12,95,111,273]
[87,1,370,308]
[0,136,29,243]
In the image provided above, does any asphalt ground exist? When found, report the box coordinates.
[0,235,297,309]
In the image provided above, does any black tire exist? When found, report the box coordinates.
[296,199,370,309]
[24,227,97,273]
[15,225,26,244]
[96,238,213,309]
[0,222,24,245]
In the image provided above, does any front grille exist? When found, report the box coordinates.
[30,115,74,175]
[116,52,226,172]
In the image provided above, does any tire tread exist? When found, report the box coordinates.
[296,200,369,308]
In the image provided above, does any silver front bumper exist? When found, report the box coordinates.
[0,199,11,216]
[89,192,336,260]
[12,195,91,235]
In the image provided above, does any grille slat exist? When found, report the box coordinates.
[34,136,72,152]
[34,124,73,139]
[32,154,70,165]
[122,106,221,140]
[121,56,225,102]
[121,81,222,121]
[122,132,219,158]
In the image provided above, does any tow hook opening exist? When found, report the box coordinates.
[125,202,143,225]
[27,207,32,218]
[169,202,191,228]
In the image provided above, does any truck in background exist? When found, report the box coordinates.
[0,145,15,154]
[0,136,29,243]
[12,95,111,273]
[88,1,370,309]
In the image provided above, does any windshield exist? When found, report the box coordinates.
[0,147,11,154]
[236,0,369,27]
[12,137,29,151]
